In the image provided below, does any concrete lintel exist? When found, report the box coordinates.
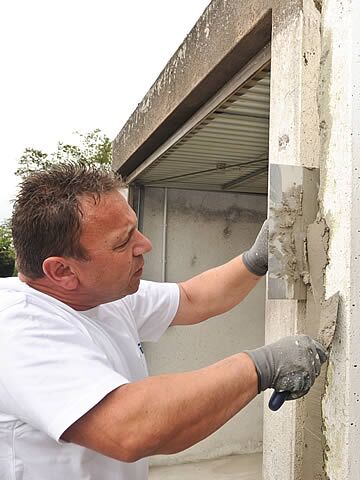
[112,0,272,178]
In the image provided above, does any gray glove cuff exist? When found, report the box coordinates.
[242,251,267,276]
[245,347,273,393]
[242,220,268,276]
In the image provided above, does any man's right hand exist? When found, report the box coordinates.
[245,335,327,399]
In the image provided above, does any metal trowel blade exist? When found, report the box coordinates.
[317,292,340,350]
[268,163,319,300]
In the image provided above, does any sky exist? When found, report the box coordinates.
[0,0,210,221]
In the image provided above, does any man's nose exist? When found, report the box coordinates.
[133,230,152,256]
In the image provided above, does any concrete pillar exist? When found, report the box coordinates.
[265,1,360,479]
[320,1,360,478]
[263,1,322,479]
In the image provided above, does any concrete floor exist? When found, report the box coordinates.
[149,453,262,480]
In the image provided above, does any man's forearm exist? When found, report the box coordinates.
[61,334,327,463]
[62,352,258,462]
[173,255,262,325]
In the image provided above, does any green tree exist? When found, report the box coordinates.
[0,221,15,277]
[15,129,112,178]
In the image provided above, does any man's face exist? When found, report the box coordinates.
[75,190,152,304]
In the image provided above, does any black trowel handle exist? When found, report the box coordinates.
[269,390,289,411]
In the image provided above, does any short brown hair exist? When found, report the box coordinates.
[12,162,123,279]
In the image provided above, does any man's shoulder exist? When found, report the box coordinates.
[0,277,78,324]
[0,276,22,291]
[0,277,51,308]
[0,277,28,311]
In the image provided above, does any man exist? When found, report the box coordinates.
[0,163,326,480]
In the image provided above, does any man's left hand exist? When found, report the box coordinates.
[242,219,268,276]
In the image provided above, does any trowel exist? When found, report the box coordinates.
[268,291,339,411]
[267,163,339,410]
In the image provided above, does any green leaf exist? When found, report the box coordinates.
[15,129,113,179]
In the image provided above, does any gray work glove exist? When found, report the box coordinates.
[245,335,327,399]
[242,220,268,276]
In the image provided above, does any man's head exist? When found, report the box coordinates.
[12,163,152,308]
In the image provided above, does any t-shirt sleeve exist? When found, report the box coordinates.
[124,280,180,342]
[0,301,128,442]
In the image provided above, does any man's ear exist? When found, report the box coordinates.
[42,257,79,290]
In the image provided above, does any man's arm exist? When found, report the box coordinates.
[61,334,325,463]
[62,352,258,462]
[173,255,261,326]
[172,221,268,326]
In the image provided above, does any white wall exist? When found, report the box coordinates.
[140,187,266,465]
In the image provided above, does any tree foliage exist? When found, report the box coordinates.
[15,129,112,178]
[0,221,15,277]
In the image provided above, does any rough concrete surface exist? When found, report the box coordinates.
[306,219,329,304]
[319,1,360,479]
[317,293,339,350]
[269,184,304,283]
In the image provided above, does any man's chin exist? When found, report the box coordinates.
[127,278,141,295]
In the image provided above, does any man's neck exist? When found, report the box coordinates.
[19,274,99,311]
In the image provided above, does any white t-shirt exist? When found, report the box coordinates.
[0,277,179,480]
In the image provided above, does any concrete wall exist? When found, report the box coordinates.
[264,1,360,479]
[319,1,360,478]
[140,187,266,465]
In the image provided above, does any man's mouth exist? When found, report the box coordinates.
[134,265,144,275]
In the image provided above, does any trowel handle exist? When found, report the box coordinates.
[269,390,289,411]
